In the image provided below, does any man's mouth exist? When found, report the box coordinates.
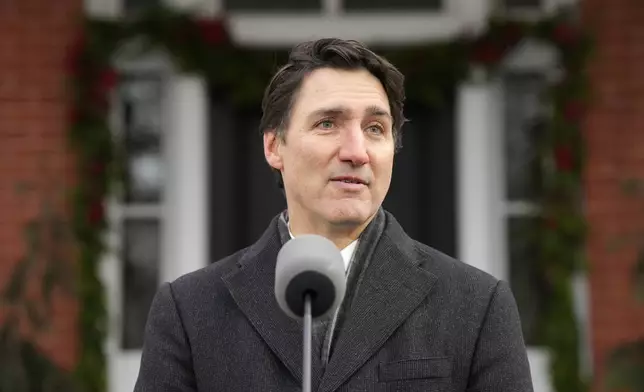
[331,176,367,185]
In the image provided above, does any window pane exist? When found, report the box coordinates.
[124,0,159,14]
[344,0,442,11]
[120,76,165,203]
[503,73,545,201]
[508,217,546,346]
[121,219,160,350]
[503,0,542,8]
[223,0,322,11]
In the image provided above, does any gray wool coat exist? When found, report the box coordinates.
[134,210,534,392]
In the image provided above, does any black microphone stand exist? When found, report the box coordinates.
[303,293,312,392]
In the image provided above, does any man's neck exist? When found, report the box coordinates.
[287,213,371,250]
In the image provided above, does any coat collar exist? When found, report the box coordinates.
[222,211,438,392]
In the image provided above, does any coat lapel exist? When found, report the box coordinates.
[221,217,324,387]
[317,219,438,392]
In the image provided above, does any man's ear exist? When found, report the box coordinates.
[263,130,283,171]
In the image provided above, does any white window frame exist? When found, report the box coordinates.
[223,0,488,47]
[456,45,557,392]
[100,51,173,392]
[86,0,493,45]
[458,36,589,392]
[501,38,592,383]
[500,40,560,392]
[99,44,210,392]
[500,0,578,19]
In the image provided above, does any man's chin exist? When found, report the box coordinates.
[323,204,373,227]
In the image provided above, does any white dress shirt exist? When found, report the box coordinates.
[288,226,358,271]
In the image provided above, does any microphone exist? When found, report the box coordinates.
[275,234,346,320]
[274,234,346,392]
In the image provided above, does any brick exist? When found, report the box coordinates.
[583,0,644,388]
[0,0,82,371]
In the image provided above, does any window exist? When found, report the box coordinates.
[122,219,160,349]
[222,0,443,13]
[502,72,548,346]
[343,0,442,11]
[123,0,159,14]
[118,74,165,350]
[122,77,164,204]
[504,73,543,202]
[503,0,542,8]
[502,0,554,20]
[223,0,322,11]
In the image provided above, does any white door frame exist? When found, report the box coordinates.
[457,37,593,392]
[101,52,173,392]
[456,44,556,392]
[99,48,210,392]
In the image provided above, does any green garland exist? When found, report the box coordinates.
[65,6,592,392]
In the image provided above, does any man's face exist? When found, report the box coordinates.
[264,67,395,230]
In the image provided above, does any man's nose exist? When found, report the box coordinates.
[338,124,369,166]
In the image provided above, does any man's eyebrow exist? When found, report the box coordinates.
[365,105,392,119]
[308,106,347,119]
[307,105,392,119]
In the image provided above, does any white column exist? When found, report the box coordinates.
[457,79,554,392]
[449,0,492,34]
[83,0,120,18]
[163,0,217,17]
[456,80,506,280]
[323,0,342,15]
[163,75,209,283]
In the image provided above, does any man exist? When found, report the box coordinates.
[134,38,534,391]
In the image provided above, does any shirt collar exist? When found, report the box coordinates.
[287,225,358,271]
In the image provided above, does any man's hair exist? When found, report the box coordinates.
[259,38,407,187]
[260,38,407,146]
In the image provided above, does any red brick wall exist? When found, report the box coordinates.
[582,0,644,389]
[0,0,82,370]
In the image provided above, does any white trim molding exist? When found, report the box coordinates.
[456,77,555,392]
[228,14,464,47]
[211,0,491,46]
[162,75,210,283]
[456,81,505,280]
[102,57,174,392]
[84,0,492,46]
[458,35,591,392]
[101,49,211,392]
[83,0,579,46]
[527,348,554,392]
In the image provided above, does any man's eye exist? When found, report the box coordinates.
[317,120,334,129]
[367,125,384,134]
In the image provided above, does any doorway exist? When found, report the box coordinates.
[207,87,458,261]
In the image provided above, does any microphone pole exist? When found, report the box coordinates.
[303,293,312,392]
[274,235,346,392]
